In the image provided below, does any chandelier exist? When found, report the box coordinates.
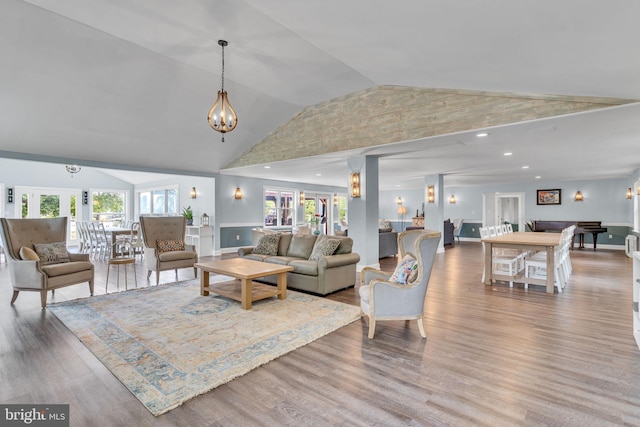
[65,165,81,177]
[207,40,237,142]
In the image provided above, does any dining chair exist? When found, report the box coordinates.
[506,223,513,233]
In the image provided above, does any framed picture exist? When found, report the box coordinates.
[537,189,561,205]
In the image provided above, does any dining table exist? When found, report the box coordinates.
[481,231,562,293]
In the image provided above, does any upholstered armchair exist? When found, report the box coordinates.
[139,216,198,285]
[359,229,441,339]
[0,217,94,309]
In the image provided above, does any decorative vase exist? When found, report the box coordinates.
[313,223,320,235]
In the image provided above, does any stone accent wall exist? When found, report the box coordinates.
[226,86,634,168]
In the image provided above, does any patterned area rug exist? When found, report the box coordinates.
[49,278,361,416]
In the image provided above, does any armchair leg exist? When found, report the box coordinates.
[367,318,376,339]
[10,290,19,304]
[156,272,160,286]
[417,318,426,338]
[194,267,197,278]
[89,280,94,296]
[40,291,47,309]
[147,270,152,280]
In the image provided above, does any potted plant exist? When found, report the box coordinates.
[182,206,194,226]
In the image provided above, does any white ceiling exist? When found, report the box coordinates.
[2,0,640,189]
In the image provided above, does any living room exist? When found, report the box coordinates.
[3,1,640,425]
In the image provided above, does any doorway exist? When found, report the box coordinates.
[303,193,330,235]
[15,186,82,246]
[482,192,525,232]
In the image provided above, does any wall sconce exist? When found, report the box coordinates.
[333,193,338,205]
[449,194,456,204]
[396,196,403,205]
[627,187,633,199]
[300,191,305,205]
[574,191,583,201]
[350,172,361,198]
[190,187,197,199]
[637,186,640,196]
[234,187,244,200]
[427,186,435,203]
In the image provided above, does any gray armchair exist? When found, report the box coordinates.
[0,217,94,308]
[359,229,441,339]
[139,216,198,285]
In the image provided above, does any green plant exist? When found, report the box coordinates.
[182,206,193,220]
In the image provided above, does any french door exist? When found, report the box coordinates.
[304,193,331,235]
[14,186,82,246]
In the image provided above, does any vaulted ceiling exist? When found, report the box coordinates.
[2,1,640,189]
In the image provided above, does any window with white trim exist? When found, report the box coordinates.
[264,188,295,228]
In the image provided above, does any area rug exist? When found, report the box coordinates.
[48,278,361,416]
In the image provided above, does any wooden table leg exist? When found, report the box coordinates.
[546,246,555,293]
[241,278,251,310]
[483,242,492,285]
[277,272,287,300]
[200,269,209,296]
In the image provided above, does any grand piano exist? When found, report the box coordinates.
[533,220,607,251]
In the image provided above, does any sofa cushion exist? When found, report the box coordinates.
[19,246,40,261]
[243,253,272,262]
[156,239,185,253]
[277,233,293,256]
[264,256,299,265]
[41,261,93,277]
[158,250,197,262]
[288,260,319,276]
[286,235,317,259]
[33,242,71,265]
[389,254,418,285]
[253,234,281,256]
[333,236,353,255]
[309,236,341,260]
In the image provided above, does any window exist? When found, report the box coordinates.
[138,186,178,216]
[264,188,295,228]
[92,190,127,226]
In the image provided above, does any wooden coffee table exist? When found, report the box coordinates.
[196,258,294,309]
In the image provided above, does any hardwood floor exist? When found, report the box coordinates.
[1,243,640,426]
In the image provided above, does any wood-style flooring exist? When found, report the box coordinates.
[1,242,639,426]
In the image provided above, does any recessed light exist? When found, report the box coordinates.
[504,152,512,156]
[315,173,321,176]
[476,132,489,137]
[264,166,271,169]
[535,176,542,179]
[522,165,529,169]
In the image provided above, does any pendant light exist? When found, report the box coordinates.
[208,40,237,142]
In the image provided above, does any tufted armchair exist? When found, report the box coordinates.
[139,216,198,285]
[0,217,94,308]
[359,229,441,339]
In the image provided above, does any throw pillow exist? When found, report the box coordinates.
[389,254,418,285]
[308,236,341,261]
[156,239,185,253]
[19,246,40,261]
[33,242,71,264]
[253,234,280,256]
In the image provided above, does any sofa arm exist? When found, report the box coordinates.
[69,253,90,262]
[318,253,360,269]
[360,266,391,286]
[11,260,45,289]
[238,247,254,257]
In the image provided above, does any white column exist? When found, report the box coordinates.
[348,156,380,270]
[424,174,445,253]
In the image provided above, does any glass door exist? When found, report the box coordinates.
[304,193,330,235]
[15,187,82,246]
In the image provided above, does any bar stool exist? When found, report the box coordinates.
[105,239,137,293]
